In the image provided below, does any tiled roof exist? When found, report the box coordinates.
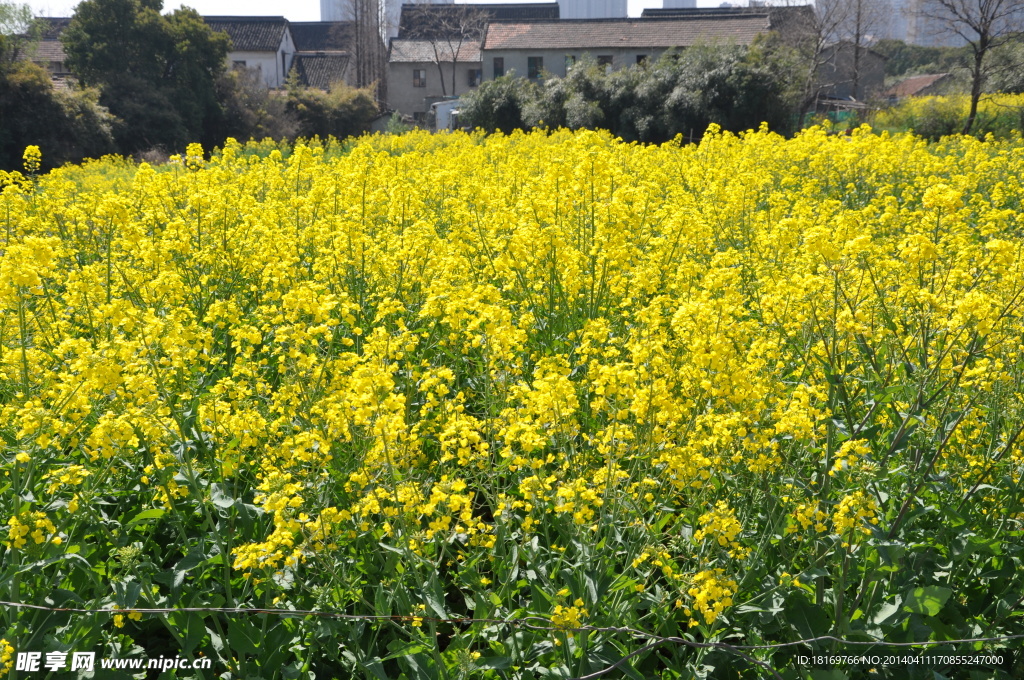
[292,52,351,90]
[399,3,559,38]
[885,73,951,98]
[204,16,289,52]
[32,39,67,63]
[290,22,354,52]
[389,38,482,64]
[482,17,769,51]
[641,6,814,34]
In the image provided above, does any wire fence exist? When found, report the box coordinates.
[3,600,1022,680]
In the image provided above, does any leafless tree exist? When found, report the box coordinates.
[778,0,859,112]
[404,2,488,97]
[828,0,889,98]
[337,0,387,104]
[915,0,1024,133]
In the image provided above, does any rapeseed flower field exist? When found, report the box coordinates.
[1,127,1023,679]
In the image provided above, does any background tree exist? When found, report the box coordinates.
[286,72,378,139]
[0,0,35,62]
[216,66,298,141]
[62,0,229,153]
[916,0,1024,133]
[986,36,1024,92]
[404,2,487,97]
[773,0,863,114]
[825,0,889,98]
[334,0,386,105]
[460,45,798,143]
[458,71,535,133]
[872,37,970,77]
[1,1,115,170]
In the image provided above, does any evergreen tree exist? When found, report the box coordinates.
[62,0,229,152]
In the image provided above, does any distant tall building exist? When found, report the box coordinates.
[322,0,454,37]
[662,0,697,8]
[557,0,627,19]
[872,0,967,46]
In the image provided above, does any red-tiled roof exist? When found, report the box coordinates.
[885,73,951,98]
[482,17,769,51]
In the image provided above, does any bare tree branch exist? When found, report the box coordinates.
[404,2,487,98]
[915,0,1024,133]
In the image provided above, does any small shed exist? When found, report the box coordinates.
[884,73,952,102]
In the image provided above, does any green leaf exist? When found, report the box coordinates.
[125,508,165,529]
[475,656,512,670]
[902,586,952,617]
[784,593,831,643]
[210,485,236,508]
[872,600,904,626]
[172,551,206,592]
[811,670,848,680]
[229,621,261,656]
[967,536,1002,556]
[382,642,431,662]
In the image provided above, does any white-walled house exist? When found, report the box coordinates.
[388,38,482,124]
[480,16,769,82]
[205,16,296,89]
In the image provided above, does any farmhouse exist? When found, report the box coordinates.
[815,41,887,102]
[204,16,296,89]
[23,17,73,90]
[884,73,953,102]
[290,21,357,90]
[388,37,482,125]
[480,16,770,82]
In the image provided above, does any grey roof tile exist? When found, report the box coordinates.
[390,38,482,63]
[293,52,351,90]
[482,17,769,51]
[204,16,289,52]
[290,22,355,52]
[399,3,559,38]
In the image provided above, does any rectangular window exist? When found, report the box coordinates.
[493,57,504,78]
[597,55,613,74]
[413,69,426,87]
[232,60,247,69]
[565,55,576,73]
[528,56,543,81]
[636,54,648,65]
[468,68,482,87]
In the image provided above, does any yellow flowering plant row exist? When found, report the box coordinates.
[1,127,1023,679]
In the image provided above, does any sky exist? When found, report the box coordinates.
[26,0,732,23]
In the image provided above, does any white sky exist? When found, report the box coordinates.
[27,0,734,23]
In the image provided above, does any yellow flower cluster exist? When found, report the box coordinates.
[4,125,1024,646]
[832,491,880,546]
[685,569,738,626]
[22,145,41,175]
[5,510,59,550]
[112,605,143,629]
[0,639,13,678]
[829,440,873,477]
[693,501,748,559]
[786,501,830,535]
[551,600,588,629]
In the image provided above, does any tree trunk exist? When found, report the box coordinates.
[963,44,986,135]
